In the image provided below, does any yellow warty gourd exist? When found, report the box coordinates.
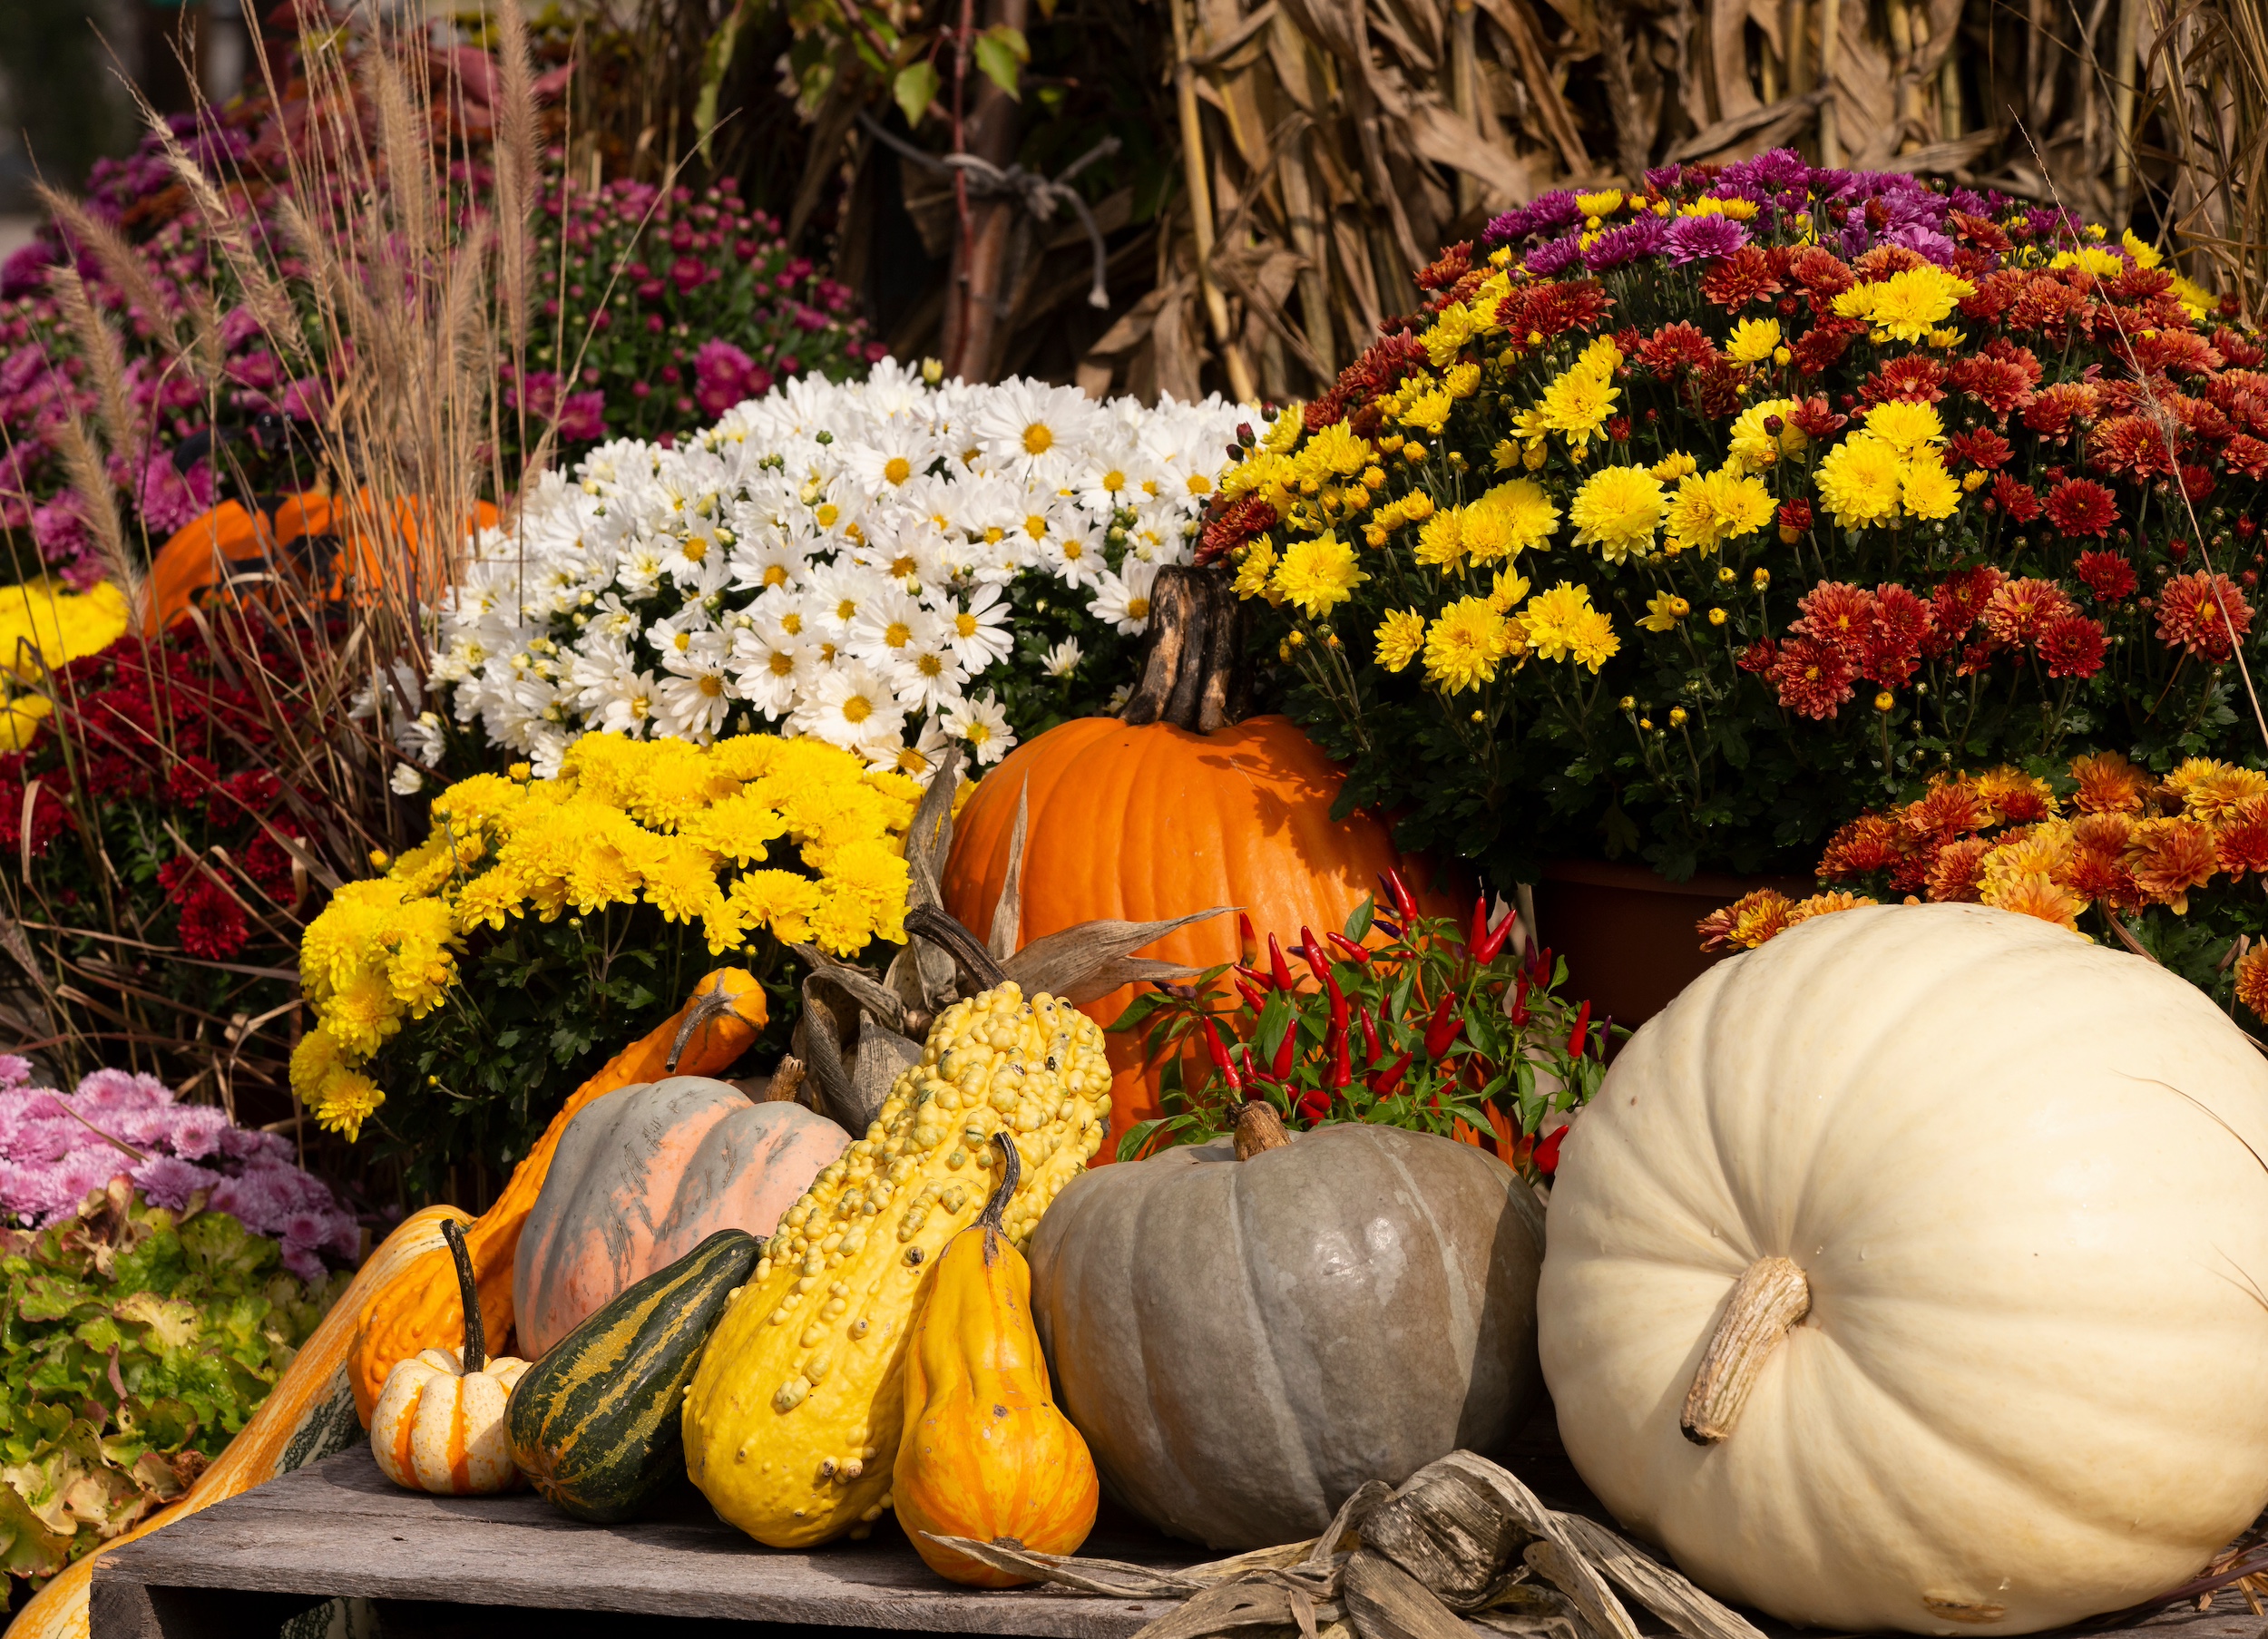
[682,980,1108,1547]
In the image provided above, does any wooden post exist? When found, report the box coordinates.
[1816,0,1843,166]
[940,0,1031,381]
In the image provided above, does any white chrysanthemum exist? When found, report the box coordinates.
[797,660,906,750]
[1042,637,1083,678]
[656,643,737,741]
[968,379,1105,475]
[943,582,1014,672]
[844,586,929,669]
[1041,523,1107,590]
[730,626,816,720]
[1090,558,1159,635]
[890,626,966,716]
[943,690,1015,766]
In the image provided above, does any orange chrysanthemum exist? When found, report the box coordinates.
[2235,944,2268,1024]
[1925,836,1994,902]
[1787,890,1876,926]
[1697,888,1794,951]
[2163,756,2268,824]
[2070,749,2149,815]
[1818,813,1908,879]
[2069,811,2137,857]
[2059,846,2140,910]
[1984,871,2087,932]
[1975,767,2058,825]
[1903,778,1990,839]
[2218,797,2268,877]
[2124,816,2221,912]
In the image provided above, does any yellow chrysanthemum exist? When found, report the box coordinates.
[1569,465,1667,562]
[1522,580,1611,668]
[1726,399,1806,473]
[1273,532,1368,618]
[1421,303,1476,367]
[1724,317,1782,365]
[1663,467,1774,555]
[1899,456,1962,521]
[1865,265,1978,343]
[1862,399,1946,459]
[1375,610,1427,672]
[1422,597,1511,694]
[1813,433,1907,530]
[1232,537,1279,601]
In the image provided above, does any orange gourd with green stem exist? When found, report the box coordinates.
[347,967,769,1422]
[894,1131,1100,1586]
[940,566,1463,1157]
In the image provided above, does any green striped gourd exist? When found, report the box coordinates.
[505,1227,760,1522]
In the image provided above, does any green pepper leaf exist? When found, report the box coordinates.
[973,25,1029,97]
[893,61,940,126]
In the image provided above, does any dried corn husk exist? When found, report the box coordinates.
[919,1449,1771,1639]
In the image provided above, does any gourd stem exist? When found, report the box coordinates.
[906,904,1011,994]
[1680,1254,1809,1445]
[444,1218,485,1376]
[1119,565,1249,734]
[980,1131,1022,1236]
[1234,1098,1292,1159]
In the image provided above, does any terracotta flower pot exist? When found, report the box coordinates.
[1529,859,1814,1031]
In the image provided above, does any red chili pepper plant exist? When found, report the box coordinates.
[1112,877,1608,1180]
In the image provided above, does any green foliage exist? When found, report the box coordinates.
[0,1184,346,1592]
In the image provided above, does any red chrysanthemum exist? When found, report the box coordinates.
[2091,415,2178,478]
[1792,322,1861,376]
[1769,637,1857,720]
[2216,326,2268,368]
[1946,428,2013,470]
[2217,798,2268,878]
[1947,355,2035,417]
[1949,211,2014,254]
[1777,497,1813,535]
[1198,493,1280,566]
[2157,570,2255,660]
[1639,321,1717,378]
[2041,477,2118,538]
[1818,813,1908,879]
[1788,395,1848,439]
[1860,583,1934,688]
[2225,434,2268,479]
[1981,577,2077,646]
[1790,581,1876,656]
[1788,246,1855,299]
[1862,355,1949,405]
[2037,613,2108,678]
[2072,551,2138,602]
[1989,473,2044,523]
[2022,381,2100,437]
[1735,639,1777,676]
[1924,836,1994,902]
[2130,329,2223,378]
[177,883,250,961]
[1931,566,2008,642]
[1700,245,1784,311]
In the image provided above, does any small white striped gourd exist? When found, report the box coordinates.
[682,980,1107,1547]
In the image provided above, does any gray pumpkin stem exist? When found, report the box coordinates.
[981,1131,1022,1241]
[905,903,1010,992]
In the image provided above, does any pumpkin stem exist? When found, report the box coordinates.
[1119,565,1249,734]
[443,1218,485,1376]
[906,904,1011,994]
[1680,1254,1810,1445]
[1234,1098,1292,1159]
[980,1131,1022,1240]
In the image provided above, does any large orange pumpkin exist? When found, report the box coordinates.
[940,567,1461,1157]
[347,968,769,1423]
[148,491,499,634]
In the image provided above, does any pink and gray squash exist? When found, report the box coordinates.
[512,1076,847,1359]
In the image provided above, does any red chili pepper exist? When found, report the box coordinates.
[1267,932,1295,993]
[1234,979,1269,1014]
[1234,962,1275,992]
[1237,912,1259,968]
[1566,1000,1592,1059]
[1529,944,1554,986]
[1510,973,1531,1028]
[1466,894,1490,951]
[1366,1050,1413,1095]
[1382,867,1420,924]
[1328,1021,1352,1088]
[1423,992,1462,1059]
[1202,1018,1244,1095]
[1473,903,1517,965]
[1295,1085,1332,1124]
[1327,932,1373,965]
[1271,1018,1298,1080]
[1299,925,1329,989]
[1358,1005,1383,1063]
[1322,965,1348,1030]
[1533,1124,1569,1175]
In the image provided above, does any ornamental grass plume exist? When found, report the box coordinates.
[1204,153,2268,885]
[291,732,932,1189]
[1729,751,2268,1029]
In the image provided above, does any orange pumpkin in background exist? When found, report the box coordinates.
[940,567,1462,1157]
[148,491,499,633]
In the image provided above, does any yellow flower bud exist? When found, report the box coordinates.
[1668,707,1688,727]
[1874,691,1895,712]
[1707,607,1728,627]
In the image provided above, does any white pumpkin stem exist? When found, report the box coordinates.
[1234,1098,1292,1159]
[1680,1255,1809,1445]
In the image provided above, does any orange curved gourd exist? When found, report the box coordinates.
[370,1223,529,1494]
[4,1205,467,1639]
[347,968,769,1424]
[894,1134,1098,1586]
[146,492,501,635]
[940,714,1461,1156]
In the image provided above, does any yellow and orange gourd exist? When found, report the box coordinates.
[894,1132,1098,1585]
[370,1220,529,1495]
[681,980,1108,1547]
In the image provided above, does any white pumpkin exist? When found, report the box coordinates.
[1540,902,2268,1637]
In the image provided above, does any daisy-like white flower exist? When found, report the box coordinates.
[839,424,939,496]
[845,587,931,669]
[588,662,663,738]
[943,690,1016,765]
[656,643,737,741]
[1042,637,1084,678]
[969,379,1105,475]
[890,626,967,716]
[1090,559,1159,635]
[863,715,954,779]
[728,625,814,720]
[943,583,1015,671]
[806,561,885,636]
[728,534,806,596]
[798,660,907,751]
[1041,523,1107,590]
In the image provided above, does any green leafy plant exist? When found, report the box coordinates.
[0,1179,347,1592]
[1117,875,1608,1176]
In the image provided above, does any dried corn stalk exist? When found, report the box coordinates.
[924,1449,1771,1639]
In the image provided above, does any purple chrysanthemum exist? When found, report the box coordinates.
[1486,190,1581,245]
[1524,233,1587,278]
[1662,212,1748,265]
